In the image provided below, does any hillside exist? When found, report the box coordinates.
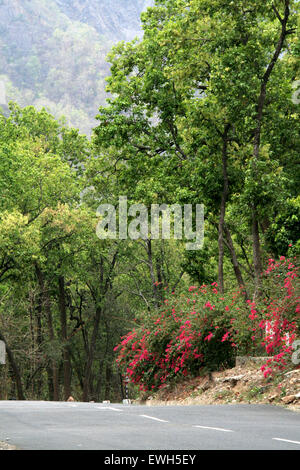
[0,0,152,134]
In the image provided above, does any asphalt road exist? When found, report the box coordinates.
[0,401,299,450]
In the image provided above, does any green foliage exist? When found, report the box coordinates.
[0,0,299,402]
[265,197,300,257]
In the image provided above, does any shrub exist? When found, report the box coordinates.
[114,256,299,392]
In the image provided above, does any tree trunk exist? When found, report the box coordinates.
[82,306,102,402]
[58,276,72,400]
[82,251,118,401]
[35,263,59,401]
[44,293,60,401]
[95,318,110,401]
[252,211,262,299]
[105,363,112,401]
[146,239,160,307]
[29,292,35,397]
[223,223,249,299]
[218,124,230,294]
[35,278,44,397]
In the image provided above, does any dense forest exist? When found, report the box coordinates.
[0,0,299,403]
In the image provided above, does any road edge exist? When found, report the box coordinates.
[0,441,18,450]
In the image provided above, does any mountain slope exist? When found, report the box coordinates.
[0,0,153,133]
[56,0,153,41]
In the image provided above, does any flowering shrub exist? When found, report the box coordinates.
[114,284,236,392]
[114,257,299,392]
[257,256,299,377]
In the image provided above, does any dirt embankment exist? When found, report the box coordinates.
[0,441,17,450]
[141,360,300,411]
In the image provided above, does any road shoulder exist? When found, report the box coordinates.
[0,441,18,450]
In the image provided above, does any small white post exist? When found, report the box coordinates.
[123,375,131,405]
[0,340,6,365]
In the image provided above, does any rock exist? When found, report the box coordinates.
[222,375,245,385]
[284,369,300,377]
[268,394,279,402]
[198,380,211,392]
[281,395,296,404]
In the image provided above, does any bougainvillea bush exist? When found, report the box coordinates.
[114,257,299,392]
[256,256,299,378]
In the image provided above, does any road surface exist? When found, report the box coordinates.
[0,401,299,450]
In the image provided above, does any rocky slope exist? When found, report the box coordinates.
[142,361,300,411]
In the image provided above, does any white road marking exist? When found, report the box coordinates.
[273,438,300,446]
[140,414,169,423]
[96,406,123,412]
[194,425,234,433]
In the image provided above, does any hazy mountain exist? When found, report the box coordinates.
[0,0,153,133]
[56,0,153,41]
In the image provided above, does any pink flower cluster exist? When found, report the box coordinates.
[258,257,299,377]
